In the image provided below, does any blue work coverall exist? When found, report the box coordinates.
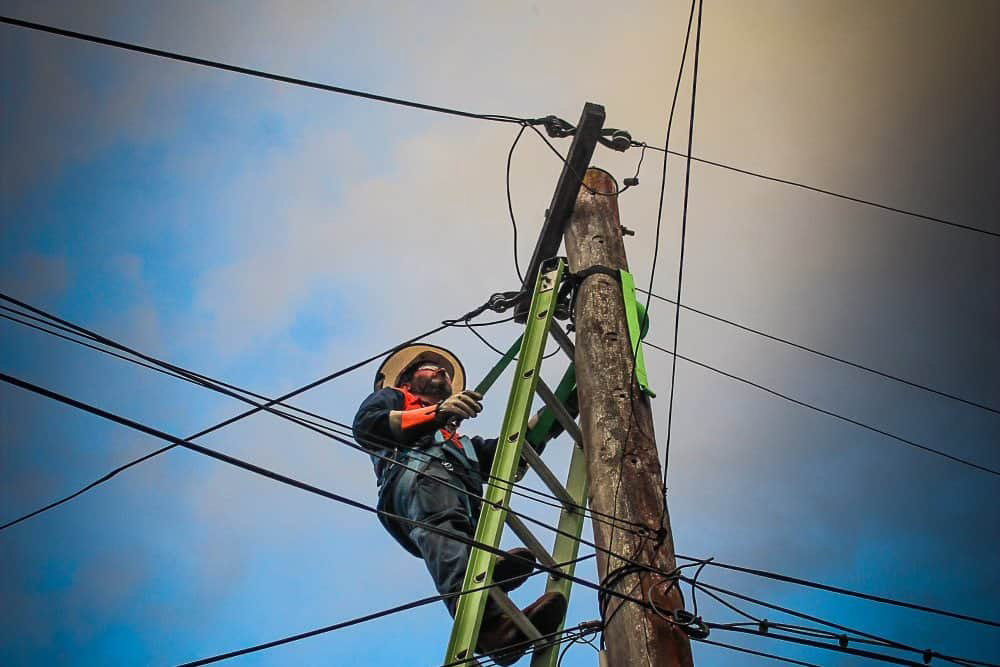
[353,387,500,616]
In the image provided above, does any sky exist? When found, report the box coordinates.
[1,1,998,665]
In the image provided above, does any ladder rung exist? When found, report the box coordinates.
[550,323,575,360]
[488,587,545,646]
[520,440,577,510]
[535,378,584,447]
[504,513,559,570]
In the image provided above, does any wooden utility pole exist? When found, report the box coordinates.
[565,168,694,666]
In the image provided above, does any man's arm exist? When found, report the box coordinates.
[355,389,485,448]
[353,388,406,452]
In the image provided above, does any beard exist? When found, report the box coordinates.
[408,373,452,400]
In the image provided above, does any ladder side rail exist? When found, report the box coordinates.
[444,260,566,664]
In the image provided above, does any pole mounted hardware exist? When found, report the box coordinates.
[516,103,605,322]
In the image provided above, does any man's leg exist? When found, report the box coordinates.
[401,467,494,617]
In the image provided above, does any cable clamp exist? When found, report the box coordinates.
[540,115,576,138]
[486,290,526,314]
[670,608,710,639]
[598,129,633,152]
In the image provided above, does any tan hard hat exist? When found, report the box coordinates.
[374,343,466,394]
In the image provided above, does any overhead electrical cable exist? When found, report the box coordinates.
[660,0,704,495]
[0,291,470,529]
[506,122,530,283]
[687,578,993,667]
[677,556,999,629]
[636,288,1000,415]
[0,15,527,124]
[707,625,990,667]
[0,305,643,539]
[639,146,1000,239]
[6,294,998,636]
[179,554,595,666]
[5,13,993,244]
[0,308,672,585]
[641,341,1000,477]
[0,297,647,539]
[3,373,988,667]
[0,369,708,624]
[692,638,821,667]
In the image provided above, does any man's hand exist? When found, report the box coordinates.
[437,390,484,423]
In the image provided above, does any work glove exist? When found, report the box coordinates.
[436,390,484,424]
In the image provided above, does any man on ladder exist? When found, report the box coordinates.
[354,343,567,664]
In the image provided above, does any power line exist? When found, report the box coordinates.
[5,372,988,667]
[678,556,999,630]
[661,0,704,496]
[688,578,993,667]
[708,624,992,667]
[0,302,672,585]
[506,123,530,283]
[0,15,528,125]
[8,293,998,637]
[179,554,595,666]
[692,637,821,667]
[642,146,1000,240]
[0,369,695,626]
[636,288,1000,416]
[0,301,642,539]
[0,298,456,530]
[641,340,1000,477]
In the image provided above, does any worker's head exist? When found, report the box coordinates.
[374,343,466,396]
[399,359,453,400]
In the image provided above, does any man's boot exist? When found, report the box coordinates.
[493,548,536,592]
[477,592,568,666]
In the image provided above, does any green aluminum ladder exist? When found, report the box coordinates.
[444,258,591,667]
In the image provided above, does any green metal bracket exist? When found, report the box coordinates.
[620,270,655,397]
[444,259,566,665]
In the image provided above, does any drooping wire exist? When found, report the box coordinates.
[641,340,1000,477]
[635,287,1000,415]
[507,123,530,283]
[660,0,705,499]
[0,16,529,126]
